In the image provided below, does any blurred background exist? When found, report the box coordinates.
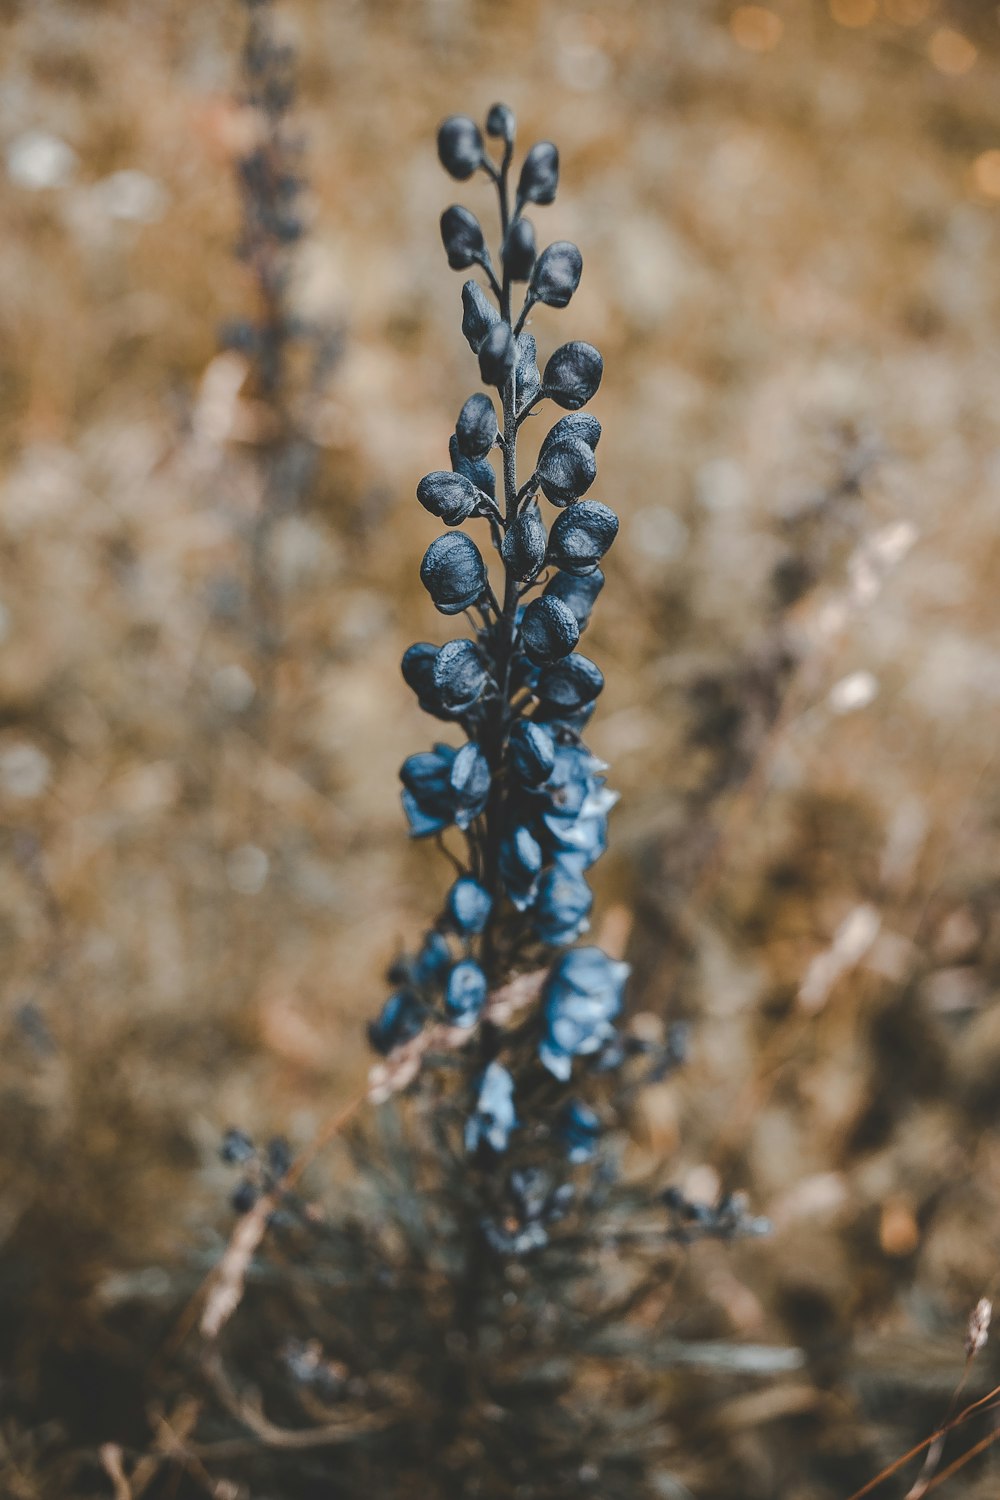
[2,0,1000,1494]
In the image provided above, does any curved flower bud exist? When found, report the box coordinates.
[547,500,618,575]
[420,533,489,615]
[368,989,425,1055]
[437,114,484,180]
[449,435,495,500]
[446,877,493,935]
[518,141,559,205]
[539,946,629,1080]
[536,652,604,713]
[543,568,604,630]
[537,436,597,506]
[414,930,452,987]
[465,1061,517,1153]
[478,322,516,389]
[516,333,541,404]
[445,958,488,1026]
[449,741,491,828]
[401,641,455,721]
[520,595,580,665]
[499,824,544,911]
[500,500,546,582]
[531,241,582,308]
[543,341,603,410]
[440,205,487,270]
[455,392,497,460]
[417,470,482,525]
[486,102,515,143]
[533,863,593,946]
[461,279,500,352]
[431,638,491,714]
[540,413,602,457]
[503,218,536,282]
[508,720,556,785]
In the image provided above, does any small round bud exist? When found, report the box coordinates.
[518,141,559,205]
[417,470,482,525]
[508,720,556,785]
[449,741,491,829]
[536,652,604,712]
[547,500,618,575]
[503,218,536,282]
[446,877,493,936]
[520,595,580,665]
[455,393,497,460]
[486,102,515,143]
[537,436,597,506]
[500,500,547,582]
[461,279,500,352]
[420,533,489,615]
[543,341,604,410]
[431,638,491,714]
[401,641,454,721]
[544,568,604,630]
[440,205,486,270]
[478,322,516,389]
[531,241,582,308]
[368,989,425,1055]
[516,333,541,403]
[540,413,601,456]
[437,115,484,180]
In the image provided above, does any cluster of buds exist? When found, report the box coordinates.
[367,105,629,1207]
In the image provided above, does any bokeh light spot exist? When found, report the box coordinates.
[730,5,784,52]
[972,149,1000,198]
[928,27,977,74]
[885,0,932,22]
[830,0,878,28]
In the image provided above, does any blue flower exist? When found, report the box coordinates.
[465,1061,517,1153]
[368,990,426,1056]
[559,1100,602,1164]
[445,959,488,1027]
[446,876,493,935]
[539,946,629,1081]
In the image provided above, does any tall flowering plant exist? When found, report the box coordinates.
[365,104,644,1246]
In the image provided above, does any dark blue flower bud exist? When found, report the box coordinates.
[516,333,541,403]
[543,341,603,410]
[417,470,482,525]
[508,720,556,785]
[559,1100,602,1164]
[432,638,491,714]
[440,205,487,270]
[478,322,516,389]
[220,1128,255,1165]
[540,413,602,457]
[520,595,580,665]
[518,142,559,205]
[444,958,488,1026]
[531,241,582,308]
[536,652,604,712]
[420,533,489,615]
[232,1180,259,1215]
[446,876,493,935]
[438,115,484,180]
[500,500,546,582]
[401,642,455,721]
[533,863,592,946]
[499,824,543,910]
[539,946,629,1080]
[461,279,500,352]
[267,1136,292,1178]
[455,393,497,459]
[465,1061,517,1153]
[400,743,457,835]
[449,741,491,828]
[547,500,618,575]
[543,568,604,630]
[533,699,597,733]
[449,435,496,500]
[486,102,515,143]
[414,930,452,987]
[503,217,536,281]
[536,436,597,506]
[368,989,425,1055]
